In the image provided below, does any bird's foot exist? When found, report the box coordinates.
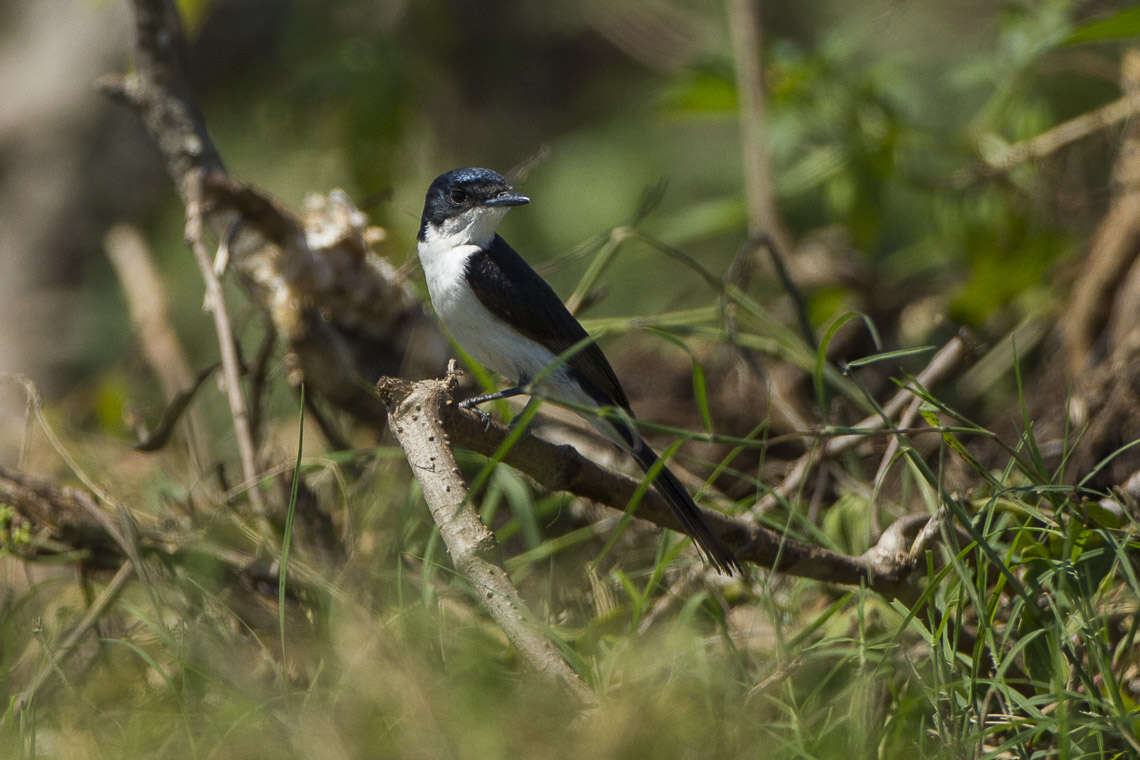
[459,398,493,431]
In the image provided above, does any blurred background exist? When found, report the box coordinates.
[2,0,1120,415]
[3,0,1140,757]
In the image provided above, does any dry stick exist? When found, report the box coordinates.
[4,376,142,559]
[0,462,126,556]
[3,376,168,627]
[100,0,266,510]
[0,463,345,608]
[1064,51,1140,377]
[376,370,596,704]
[753,334,968,514]
[983,90,1140,174]
[186,173,267,515]
[386,370,924,597]
[105,0,425,433]
[729,0,791,254]
[864,513,937,570]
[869,389,930,535]
[7,561,135,719]
[636,567,702,635]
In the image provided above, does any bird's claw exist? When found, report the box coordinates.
[457,398,492,431]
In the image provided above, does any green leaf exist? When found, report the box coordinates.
[1083,500,1125,529]
[1064,7,1140,45]
[843,345,935,370]
[691,362,714,433]
[279,383,305,668]
[815,312,882,412]
[659,68,738,114]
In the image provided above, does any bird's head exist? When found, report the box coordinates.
[418,167,530,247]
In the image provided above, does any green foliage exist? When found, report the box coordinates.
[1064,6,1140,45]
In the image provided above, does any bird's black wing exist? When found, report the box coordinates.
[465,234,631,412]
[469,237,739,574]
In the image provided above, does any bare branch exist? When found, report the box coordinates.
[6,562,135,721]
[376,369,596,703]
[753,334,969,513]
[103,0,442,454]
[247,319,276,447]
[186,171,267,515]
[96,0,225,201]
[378,370,931,598]
[0,462,337,605]
[1064,51,1140,377]
[869,378,931,534]
[982,90,1140,174]
[729,0,791,252]
[0,463,124,559]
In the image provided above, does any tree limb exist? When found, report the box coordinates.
[1064,51,1140,377]
[0,462,336,604]
[729,0,791,253]
[376,368,596,703]
[102,0,443,432]
[378,369,930,600]
[186,171,268,515]
[982,88,1140,175]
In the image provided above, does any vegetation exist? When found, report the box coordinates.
[3,0,1140,757]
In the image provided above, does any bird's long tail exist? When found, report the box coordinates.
[628,438,741,576]
[570,399,741,575]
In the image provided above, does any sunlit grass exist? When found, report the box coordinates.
[4,328,1139,758]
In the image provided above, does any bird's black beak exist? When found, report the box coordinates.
[484,191,530,207]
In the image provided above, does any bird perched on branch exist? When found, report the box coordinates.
[416,167,739,575]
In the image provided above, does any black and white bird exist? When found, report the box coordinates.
[416,167,739,575]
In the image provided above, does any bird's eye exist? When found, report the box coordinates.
[449,189,468,204]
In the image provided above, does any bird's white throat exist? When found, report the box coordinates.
[425,205,508,251]
[416,205,510,324]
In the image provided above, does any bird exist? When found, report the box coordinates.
[416,167,740,575]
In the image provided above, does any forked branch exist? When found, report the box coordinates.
[378,368,935,601]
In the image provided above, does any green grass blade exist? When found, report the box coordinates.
[279,383,305,668]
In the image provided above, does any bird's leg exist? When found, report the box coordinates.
[460,386,526,407]
[459,386,526,431]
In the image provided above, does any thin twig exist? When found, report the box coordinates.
[186,171,268,515]
[132,361,219,452]
[724,234,817,353]
[869,386,928,534]
[1063,51,1140,377]
[755,234,816,351]
[982,91,1140,174]
[0,462,343,605]
[753,334,968,514]
[728,0,791,253]
[303,391,352,453]
[6,561,135,722]
[3,376,138,555]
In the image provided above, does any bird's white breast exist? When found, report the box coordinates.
[416,227,598,412]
